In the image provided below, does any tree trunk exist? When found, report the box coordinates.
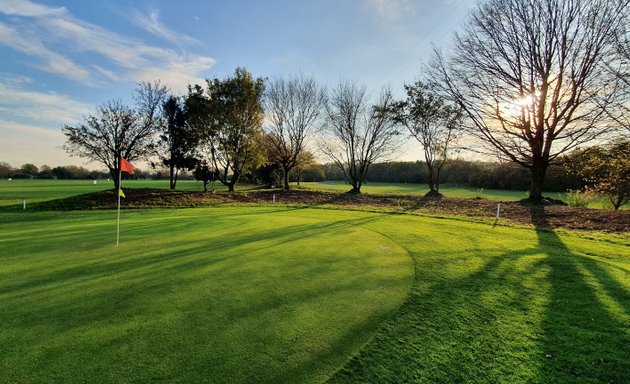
[169,164,175,190]
[528,164,547,202]
[203,180,208,192]
[427,164,436,192]
[611,195,622,210]
[435,167,441,193]
[110,168,119,190]
[283,165,290,190]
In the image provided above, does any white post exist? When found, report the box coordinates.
[272,194,276,203]
[23,200,26,210]
[496,203,501,221]
[116,167,122,246]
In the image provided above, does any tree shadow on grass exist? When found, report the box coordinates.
[329,207,630,383]
[531,205,630,383]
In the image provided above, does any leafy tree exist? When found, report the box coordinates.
[51,165,91,179]
[157,95,199,189]
[264,75,325,190]
[193,160,218,192]
[430,0,627,202]
[189,68,265,192]
[565,140,630,210]
[395,81,462,195]
[321,82,400,194]
[20,163,38,177]
[62,81,167,189]
[0,162,12,178]
[37,165,54,179]
[291,150,316,186]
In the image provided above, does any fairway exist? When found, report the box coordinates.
[1,206,629,383]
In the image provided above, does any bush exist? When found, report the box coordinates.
[566,190,592,208]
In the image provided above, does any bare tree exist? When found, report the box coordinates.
[321,82,400,194]
[62,81,168,189]
[603,12,630,132]
[264,75,325,190]
[395,81,462,195]
[429,0,627,201]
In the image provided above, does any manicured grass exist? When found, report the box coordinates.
[1,206,628,383]
[0,207,413,383]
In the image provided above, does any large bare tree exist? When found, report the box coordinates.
[430,0,627,201]
[62,81,167,189]
[321,82,400,194]
[264,75,325,190]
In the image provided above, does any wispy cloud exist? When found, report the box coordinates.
[129,8,199,47]
[0,21,90,82]
[0,81,92,125]
[0,0,215,91]
[0,0,65,17]
[363,0,416,23]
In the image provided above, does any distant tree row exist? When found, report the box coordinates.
[321,160,582,193]
[0,163,106,180]
[0,162,200,181]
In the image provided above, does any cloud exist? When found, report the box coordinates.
[364,0,416,23]
[129,9,199,47]
[0,81,92,125]
[0,1,215,90]
[0,21,90,82]
[0,0,65,17]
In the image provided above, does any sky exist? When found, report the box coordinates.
[0,0,475,170]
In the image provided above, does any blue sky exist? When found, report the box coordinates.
[0,0,474,169]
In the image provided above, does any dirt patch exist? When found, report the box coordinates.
[23,188,630,233]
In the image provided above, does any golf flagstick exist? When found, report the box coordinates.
[117,165,121,246]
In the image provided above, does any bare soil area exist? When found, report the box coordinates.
[57,189,629,233]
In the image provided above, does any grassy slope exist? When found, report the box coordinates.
[0,179,257,207]
[0,207,413,384]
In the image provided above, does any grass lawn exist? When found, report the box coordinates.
[1,205,628,383]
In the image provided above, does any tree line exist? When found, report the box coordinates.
[58,0,627,205]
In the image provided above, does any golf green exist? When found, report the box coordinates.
[0,207,413,383]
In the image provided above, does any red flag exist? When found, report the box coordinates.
[120,156,135,175]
